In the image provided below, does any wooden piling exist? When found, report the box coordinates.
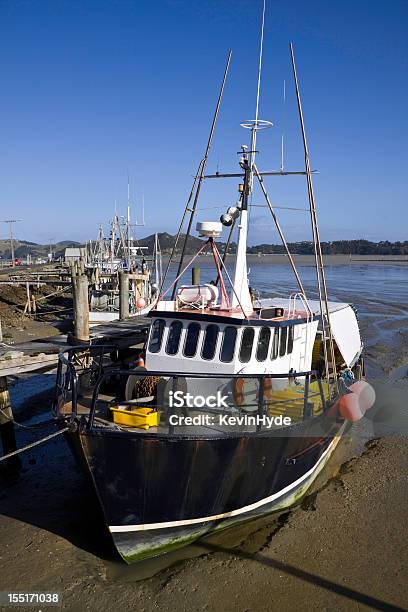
[72,273,89,343]
[26,281,31,315]
[192,267,201,285]
[0,376,21,471]
[119,272,130,320]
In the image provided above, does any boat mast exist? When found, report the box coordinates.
[231,0,267,313]
[289,43,337,389]
[167,50,232,300]
[110,205,116,273]
[127,173,132,271]
[153,233,162,288]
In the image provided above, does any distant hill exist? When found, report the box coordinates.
[135,233,228,255]
[247,239,408,256]
[0,239,81,260]
[1,236,407,260]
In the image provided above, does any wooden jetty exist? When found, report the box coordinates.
[0,263,150,466]
[0,317,149,377]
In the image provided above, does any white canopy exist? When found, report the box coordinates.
[328,304,361,367]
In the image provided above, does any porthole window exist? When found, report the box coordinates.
[271,329,279,360]
[202,324,219,360]
[239,327,255,363]
[183,322,201,358]
[279,326,288,357]
[287,326,294,354]
[166,320,183,355]
[220,326,237,362]
[256,327,271,362]
[148,319,165,353]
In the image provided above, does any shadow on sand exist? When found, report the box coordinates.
[0,429,119,562]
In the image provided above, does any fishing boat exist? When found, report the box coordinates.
[85,199,162,325]
[54,3,372,564]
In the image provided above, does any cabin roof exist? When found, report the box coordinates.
[150,298,354,327]
[150,308,312,327]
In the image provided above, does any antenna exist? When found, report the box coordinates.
[141,192,145,226]
[127,170,130,206]
[240,0,272,179]
[281,79,286,172]
[255,0,266,127]
[2,219,21,267]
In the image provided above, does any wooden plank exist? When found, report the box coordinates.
[0,353,59,376]
[0,315,150,375]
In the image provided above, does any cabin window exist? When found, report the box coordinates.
[256,327,271,362]
[220,326,237,362]
[271,329,278,360]
[202,324,219,360]
[287,326,294,354]
[279,326,288,357]
[166,320,183,355]
[149,319,165,353]
[183,322,201,358]
[239,327,255,363]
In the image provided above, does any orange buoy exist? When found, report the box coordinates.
[348,380,376,413]
[338,392,364,422]
[338,380,375,422]
[136,354,145,368]
[263,377,273,401]
[233,378,245,406]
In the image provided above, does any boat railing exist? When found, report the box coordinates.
[53,344,120,423]
[287,292,313,322]
[54,345,343,436]
[85,368,334,435]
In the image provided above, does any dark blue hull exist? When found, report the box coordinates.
[73,415,345,563]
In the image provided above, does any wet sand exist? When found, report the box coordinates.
[0,273,407,611]
[0,428,406,611]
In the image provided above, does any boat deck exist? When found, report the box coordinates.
[59,377,327,437]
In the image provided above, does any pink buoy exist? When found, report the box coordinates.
[348,380,376,413]
[337,380,376,422]
[338,392,364,422]
[136,297,146,309]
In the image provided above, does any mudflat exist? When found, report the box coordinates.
[0,268,407,611]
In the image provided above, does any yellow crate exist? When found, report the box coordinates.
[110,406,160,429]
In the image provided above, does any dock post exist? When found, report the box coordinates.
[72,273,90,343]
[0,377,21,474]
[119,272,130,320]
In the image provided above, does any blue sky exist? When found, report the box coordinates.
[0,0,407,246]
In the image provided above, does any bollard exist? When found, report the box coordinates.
[119,272,130,320]
[72,273,90,343]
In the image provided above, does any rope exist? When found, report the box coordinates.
[0,407,61,430]
[0,427,70,463]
